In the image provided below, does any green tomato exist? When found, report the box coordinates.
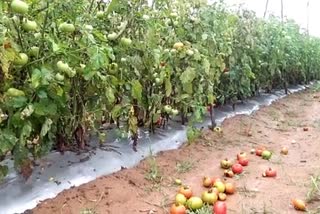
[187,197,203,210]
[22,20,38,32]
[120,37,132,46]
[56,61,71,73]
[164,105,172,114]
[84,24,93,31]
[175,193,187,205]
[6,88,25,97]
[11,0,29,15]
[155,77,161,84]
[107,32,118,41]
[34,32,41,39]
[29,46,39,57]
[109,62,118,74]
[171,109,179,116]
[14,53,28,66]
[59,22,75,33]
[261,150,272,160]
[170,12,178,18]
[142,14,150,20]
[186,49,194,56]
[55,73,65,81]
[96,11,104,18]
[66,69,76,78]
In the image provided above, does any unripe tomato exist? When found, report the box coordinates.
[96,11,104,18]
[57,61,71,73]
[14,53,28,66]
[11,0,29,15]
[6,88,25,97]
[22,20,38,32]
[59,22,75,33]
[34,32,41,39]
[29,46,39,57]
[84,25,93,31]
[55,73,65,81]
[107,32,118,41]
[120,37,132,46]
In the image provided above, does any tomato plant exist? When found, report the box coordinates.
[1,0,320,181]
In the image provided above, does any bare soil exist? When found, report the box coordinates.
[31,90,320,214]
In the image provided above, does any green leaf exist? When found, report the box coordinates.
[0,129,18,155]
[105,87,115,104]
[34,99,57,116]
[40,118,53,137]
[165,78,172,97]
[111,104,122,119]
[6,96,28,108]
[183,83,193,94]
[131,80,142,102]
[20,122,32,145]
[180,67,196,84]
[106,0,120,15]
[0,165,9,181]
[31,68,53,89]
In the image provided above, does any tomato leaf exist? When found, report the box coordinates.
[180,67,196,84]
[34,100,57,116]
[105,87,115,104]
[0,129,18,155]
[19,122,32,145]
[165,78,172,97]
[40,118,53,138]
[131,80,142,102]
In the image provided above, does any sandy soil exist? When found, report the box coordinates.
[30,89,320,214]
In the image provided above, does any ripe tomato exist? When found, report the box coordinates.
[179,186,192,199]
[170,203,186,214]
[213,201,227,214]
[11,0,29,14]
[231,163,243,174]
[203,176,213,188]
[225,182,236,194]
[238,157,249,166]
[237,152,247,160]
[265,168,277,177]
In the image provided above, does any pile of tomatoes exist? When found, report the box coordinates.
[169,145,306,214]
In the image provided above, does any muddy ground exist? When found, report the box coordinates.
[31,89,320,214]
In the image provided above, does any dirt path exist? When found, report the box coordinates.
[31,89,320,214]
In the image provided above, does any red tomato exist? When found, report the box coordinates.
[265,168,277,177]
[231,163,243,174]
[179,186,192,199]
[238,157,249,166]
[213,201,227,214]
[170,203,186,214]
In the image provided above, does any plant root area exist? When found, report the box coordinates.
[30,90,320,214]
